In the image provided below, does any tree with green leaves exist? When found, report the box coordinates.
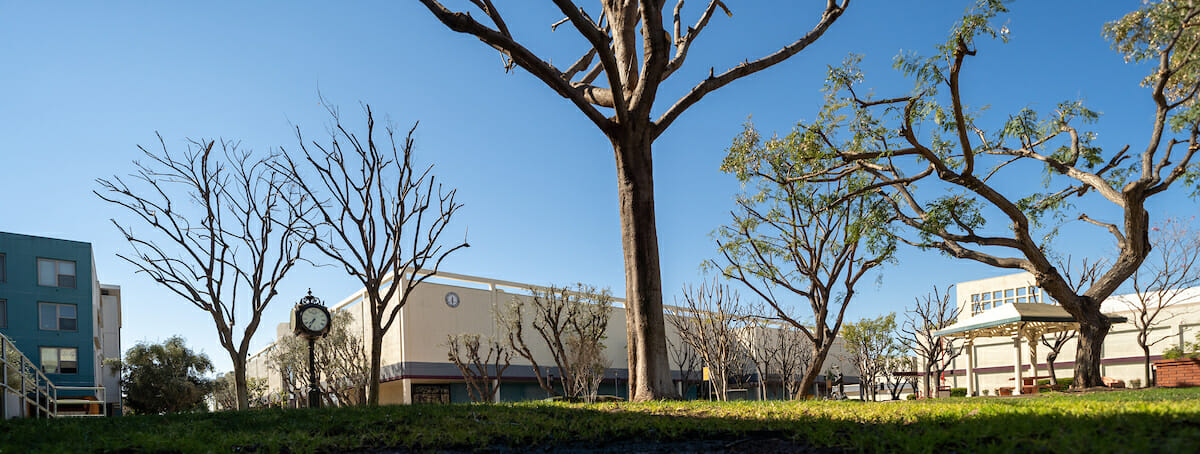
[714,127,894,398]
[417,1,850,401]
[843,313,899,401]
[766,0,1200,388]
[113,336,214,415]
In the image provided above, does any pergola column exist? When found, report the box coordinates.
[965,340,975,397]
[1012,334,1023,396]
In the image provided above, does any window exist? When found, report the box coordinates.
[37,258,76,288]
[40,347,77,374]
[1016,287,1027,296]
[0,253,6,282]
[39,303,77,331]
[0,299,5,328]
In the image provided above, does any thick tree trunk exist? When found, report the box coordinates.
[1072,310,1111,389]
[798,339,835,398]
[230,353,249,410]
[611,130,676,401]
[367,327,384,405]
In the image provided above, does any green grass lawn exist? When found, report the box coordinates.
[3,388,1199,453]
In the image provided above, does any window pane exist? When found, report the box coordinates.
[0,253,6,282]
[971,294,979,302]
[60,348,76,362]
[58,261,75,277]
[60,318,77,331]
[38,260,56,286]
[0,300,6,328]
[1005,289,1014,297]
[40,347,58,373]
[58,274,76,288]
[1016,288,1027,296]
[983,302,991,310]
[39,304,57,330]
[61,361,77,374]
[1017,297,1027,303]
[60,304,76,318]
[1006,299,1014,304]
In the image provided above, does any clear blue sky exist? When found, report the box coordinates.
[2,1,1194,373]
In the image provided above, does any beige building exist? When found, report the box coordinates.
[247,270,857,404]
[943,272,1200,395]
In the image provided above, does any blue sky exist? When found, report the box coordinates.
[2,1,1195,373]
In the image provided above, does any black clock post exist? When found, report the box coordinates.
[293,289,332,408]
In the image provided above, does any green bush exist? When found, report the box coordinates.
[906,394,917,400]
[1056,378,1073,388]
[1037,379,1051,386]
[1163,332,1200,359]
[950,388,967,397]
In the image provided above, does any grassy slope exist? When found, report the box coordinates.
[2,388,1199,453]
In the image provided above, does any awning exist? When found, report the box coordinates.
[932,303,1127,340]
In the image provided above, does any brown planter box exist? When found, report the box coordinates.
[1154,358,1200,388]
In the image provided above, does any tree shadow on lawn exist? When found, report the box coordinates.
[3,398,1200,453]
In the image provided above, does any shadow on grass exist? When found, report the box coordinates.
[2,389,1199,453]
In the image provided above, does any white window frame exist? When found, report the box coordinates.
[40,346,78,374]
[39,302,77,332]
[37,258,76,288]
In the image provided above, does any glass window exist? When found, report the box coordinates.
[971,294,979,302]
[0,253,6,282]
[1017,297,1027,303]
[1005,299,1014,304]
[40,347,78,374]
[1016,288,1027,296]
[37,258,76,288]
[992,291,1002,299]
[38,303,77,331]
[1004,289,1014,298]
[1030,294,1039,303]
[982,302,991,310]
[0,299,5,328]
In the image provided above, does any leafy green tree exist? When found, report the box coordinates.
[113,336,214,414]
[417,1,850,401]
[715,129,894,398]
[843,313,899,401]
[762,0,1200,388]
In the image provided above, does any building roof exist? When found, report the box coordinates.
[932,303,1128,340]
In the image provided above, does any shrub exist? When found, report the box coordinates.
[906,394,917,400]
[1036,379,1051,386]
[1130,378,1142,388]
[1056,377,1074,388]
[950,388,967,397]
[981,389,989,396]
[1163,332,1200,359]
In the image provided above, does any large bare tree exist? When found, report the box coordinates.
[780,1,1200,387]
[446,333,512,403]
[97,138,312,410]
[900,285,962,399]
[278,105,468,405]
[417,1,850,400]
[1126,217,1200,385]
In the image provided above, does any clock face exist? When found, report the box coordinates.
[445,292,460,308]
[301,306,329,332]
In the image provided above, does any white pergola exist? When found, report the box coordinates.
[932,303,1127,396]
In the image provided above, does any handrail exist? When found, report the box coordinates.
[1,331,105,418]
